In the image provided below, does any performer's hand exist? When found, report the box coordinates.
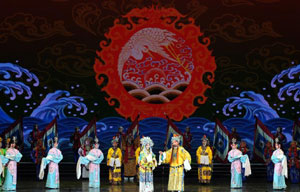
[159,151,163,155]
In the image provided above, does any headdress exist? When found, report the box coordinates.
[54,137,59,144]
[111,136,119,144]
[201,135,209,141]
[171,134,181,143]
[140,136,154,147]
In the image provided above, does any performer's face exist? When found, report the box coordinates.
[275,143,280,149]
[95,143,99,149]
[231,143,237,149]
[202,140,207,147]
[146,143,150,150]
[172,140,179,147]
[54,142,58,148]
[113,142,118,148]
[10,143,15,148]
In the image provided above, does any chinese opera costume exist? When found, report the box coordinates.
[70,126,81,163]
[107,136,122,185]
[78,137,93,179]
[264,141,274,182]
[0,137,6,186]
[39,137,63,189]
[122,133,138,182]
[196,135,212,184]
[0,137,22,191]
[77,137,104,188]
[271,138,288,190]
[159,134,191,191]
[288,141,300,183]
[227,138,251,189]
[239,140,250,182]
[138,137,157,192]
[135,145,141,181]
[33,139,45,181]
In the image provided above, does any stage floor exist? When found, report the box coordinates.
[14,176,300,192]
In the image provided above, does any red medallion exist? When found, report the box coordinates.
[94,7,216,121]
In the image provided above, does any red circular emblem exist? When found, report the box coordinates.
[94,7,216,121]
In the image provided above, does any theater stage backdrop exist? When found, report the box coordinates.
[0,0,300,161]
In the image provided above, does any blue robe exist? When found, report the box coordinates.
[1,148,22,191]
[77,148,104,188]
[39,147,63,189]
[271,149,287,190]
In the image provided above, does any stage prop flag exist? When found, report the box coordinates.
[0,118,24,149]
[253,117,274,162]
[39,118,58,151]
[80,117,97,144]
[164,115,187,150]
[126,114,140,138]
[293,118,300,144]
[213,118,230,162]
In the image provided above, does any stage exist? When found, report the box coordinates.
[14,163,299,192]
[13,175,300,192]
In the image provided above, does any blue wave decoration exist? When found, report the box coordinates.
[271,63,300,101]
[0,63,39,100]
[223,91,279,122]
[30,90,88,121]
[0,116,295,162]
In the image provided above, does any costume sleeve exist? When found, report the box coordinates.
[107,148,112,166]
[208,147,213,164]
[117,148,122,162]
[196,147,201,164]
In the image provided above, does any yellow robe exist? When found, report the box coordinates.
[107,147,122,184]
[135,147,141,181]
[196,146,212,183]
[161,146,191,191]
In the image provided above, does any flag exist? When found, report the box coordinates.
[1,118,24,149]
[80,118,97,145]
[293,118,300,144]
[253,117,274,162]
[213,118,230,162]
[126,114,140,138]
[164,116,186,149]
[39,118,58,151]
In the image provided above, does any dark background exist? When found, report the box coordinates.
[1,0,300,121]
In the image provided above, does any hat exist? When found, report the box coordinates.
[171,134,181,143]
[140,136,154,147]
[111,136,119,144]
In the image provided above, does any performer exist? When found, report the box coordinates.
[159,134,191,191]
[77,138,104,188]
[288,141,299,183]
[33,139,46,181]
[28,124,41,149]
[0,137,6,186]
[239,140,250,182]
[70,126,81,163]
[264,141,274,182]
[275,127,287,144]
[138,136,157,192]
[229,127,241,143]
[39,137,63,189]
[227,138,251,189]
[135,141,142,181]
[116,126,125,149]
[271,138,287,190]
[0,137,23,191]
[122,133,138,182]
[183,126,192,151]
[107,137,122,185]
[196,135,212,184]
[78,137,92,179]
